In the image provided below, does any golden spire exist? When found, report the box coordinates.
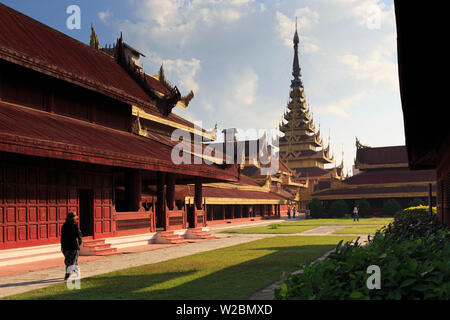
[90,24,102,50]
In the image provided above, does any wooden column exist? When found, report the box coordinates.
[166,173,175,210]
[428,183,433,214]
[127,169,141,212]
[222,206,225,220]
[194,177,202,210]
[0,70,3,101]
[47,87,55,113]
[156,172,166,228]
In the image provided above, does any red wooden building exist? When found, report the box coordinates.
[0,3,239,250]
[311,145,436,214]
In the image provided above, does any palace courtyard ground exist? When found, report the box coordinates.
[0,217,390,300]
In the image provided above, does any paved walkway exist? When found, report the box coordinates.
[0,218,372,299]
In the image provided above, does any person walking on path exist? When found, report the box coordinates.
[353,206,360,222]
[61,212,83,280]
[287,206,291,219]
[293,206,296,218]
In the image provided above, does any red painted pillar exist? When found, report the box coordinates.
[222,206,225,220]
[166,173,175,211]
[194,177,202,210]
[0,70,3,101]
[127,169,141,212]
[156,172,165,229]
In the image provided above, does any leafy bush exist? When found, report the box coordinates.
[382,199,402,215]
[275,206,449,300]
[381,205,443,240]
[408,198,425,207]
[355,198,372,217]
[329,200,348,218]
[308,198,325,219]
[275,230,450,300]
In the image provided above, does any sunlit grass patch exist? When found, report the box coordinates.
[4,236,355,300]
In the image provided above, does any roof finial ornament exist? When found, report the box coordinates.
[89,23,102,50]
[291,17,302,87]
[355,137,370,149]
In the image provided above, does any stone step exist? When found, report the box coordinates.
[82,239,107,247]
[95,247,118,256]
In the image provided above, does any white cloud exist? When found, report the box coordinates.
[295,7,319,30]
[235,69,258,105]
[276,11,320,52]
[98,8,113,23]
[340,36,398,90]
[317,93,364,118]
[163,58,201,93]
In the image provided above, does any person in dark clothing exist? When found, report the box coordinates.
[61,212,83,280]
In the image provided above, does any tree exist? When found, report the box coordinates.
[382,199,402,216]
[355,198,372,217]
[329,200,348,218]
[308,198,325,219]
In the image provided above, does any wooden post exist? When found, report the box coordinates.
[222,206,225,220]
[48,87,55,113]
[127,169,141,212]
[428,183,433,214]
[0,70,3,101]
[239,205,243,218]
[156,172,165,228]
[194,177,202,210]
[166,173,175,211]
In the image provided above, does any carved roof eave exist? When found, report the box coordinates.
[153,66,195,109]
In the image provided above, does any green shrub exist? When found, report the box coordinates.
[355,198,372,217]
[382,199,402,215]
[275,207,449,300]
[329,200,348,218]
[381,205,443,240]
[308,198,325,219]
[275,230,450,300]
[408,198,425,207]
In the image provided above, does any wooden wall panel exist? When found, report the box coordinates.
[39,225,47,239]
[58,207,67,221]
[18,207,26,223]
[0,158,114,249]
[6,207,15,223]
[29,207,37,222]
[49,207,57,221]
[6,226,15,242]
[49,224,57,238]
[39,207,47,222]
[29,225,38,240]
[18,226,27,241]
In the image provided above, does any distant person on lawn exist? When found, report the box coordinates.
[293,206,296,218]
[287,206,291,219]
[61,212,83,280]
[353,206,360,222]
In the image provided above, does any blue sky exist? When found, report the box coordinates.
[1,0,403,175]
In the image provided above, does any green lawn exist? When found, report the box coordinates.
[280,217,393,226]
[221,225,317,234]
[3,236,355,300]
[332,225,386,235]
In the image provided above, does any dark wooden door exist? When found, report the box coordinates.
[79,189,93,236]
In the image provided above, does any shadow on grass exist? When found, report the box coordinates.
[6,240,344,300]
